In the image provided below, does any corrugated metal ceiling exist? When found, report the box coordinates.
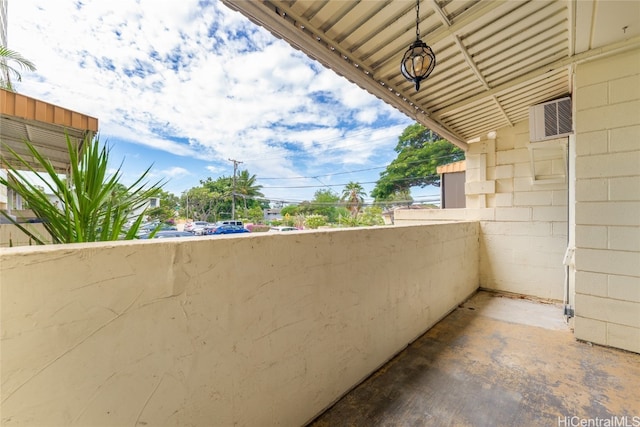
[1,90,98,173]
[222,0,640,149]
[0,116,88,172]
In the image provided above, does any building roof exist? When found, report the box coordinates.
[0,89,98,172]
[221,0,640,150]
[437,160,466,174]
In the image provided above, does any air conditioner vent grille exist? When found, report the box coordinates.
[530,97,572,142]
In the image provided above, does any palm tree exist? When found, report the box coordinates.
[341,181,366,218]
[235,169,264,211]
[0,46,36,91]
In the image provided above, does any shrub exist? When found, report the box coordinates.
[0,135,164,244]
[304,214,327,229]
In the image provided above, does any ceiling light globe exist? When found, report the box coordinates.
[400,39,436,91]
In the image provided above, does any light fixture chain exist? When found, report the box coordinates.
[415,0,420,39]
[401,0,436,92]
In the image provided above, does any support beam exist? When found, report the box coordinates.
[454,35,490,91]
[434,35,640,117]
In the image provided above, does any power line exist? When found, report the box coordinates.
[259,164,388,180]
[238,193,440,207]
[258,152,463,181]
[262,174,439,189]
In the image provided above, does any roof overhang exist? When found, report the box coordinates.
[222,0,640,150]
[437,160,465,174]
[0,89,98,173]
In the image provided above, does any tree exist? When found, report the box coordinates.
[146,189,179,224]
[200,176,232,220]
[0,135,164,244]
[374,189,414,209]
[234,169,264,211]
[340,181,366,218]
[280,205,299,217]
[359,206,385,226]
[309,189,340,222]
[182,186,223,222]
[371,123,464,201]
[246,206,264,224]
[181,169,266,222]
[0,46,36,91]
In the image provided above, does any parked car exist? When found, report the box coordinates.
[215,220,244,227]
[134,222,177,236]
[185,221,209,233]
[208,225,250,235]
[192,223,215,236]
[137,231,196,239]
[269,226,299,232]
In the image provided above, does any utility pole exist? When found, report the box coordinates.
[228,158,243,220]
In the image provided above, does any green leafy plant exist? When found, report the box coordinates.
[304,214,327,229]
[359,206,384,226]
[340,181,366,218]
[0,135,164,244]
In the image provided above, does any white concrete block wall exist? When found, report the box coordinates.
[573,49,640,354]
[391,48,640,355]
[473,122,568,301]
[396,119,568,301]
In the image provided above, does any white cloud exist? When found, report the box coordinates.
[8,0,413,202]
[205,165,223,174]
[160,166,191,178]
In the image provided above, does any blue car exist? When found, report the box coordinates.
[137,231,195,239]
[208,225,250,235]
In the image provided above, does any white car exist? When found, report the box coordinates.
[269,226,299,232]
[185,221,209,233]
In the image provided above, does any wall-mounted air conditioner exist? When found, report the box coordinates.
[529,97,573,142]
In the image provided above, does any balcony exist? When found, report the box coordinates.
[1,222,480,425]
[1,221,638,425]
[311,291,640,426]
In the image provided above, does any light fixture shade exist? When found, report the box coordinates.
[401,39,436,91]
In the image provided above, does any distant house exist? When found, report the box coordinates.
[128,196,161,222]
[264,207,282,222]
[437,160,466,209]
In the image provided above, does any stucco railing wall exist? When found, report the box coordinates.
[0,223,52,247]
[0,222,479,426]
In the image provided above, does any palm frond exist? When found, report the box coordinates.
[0,134,165,244]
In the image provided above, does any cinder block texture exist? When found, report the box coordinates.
[574,49,640,355]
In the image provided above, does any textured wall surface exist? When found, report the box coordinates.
[0,222,479,426]
[396,120,568,301]
[573,49,640,354]
[0,223,52,247]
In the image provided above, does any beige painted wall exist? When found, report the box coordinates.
[0,223,51,247]
[0,222,479,426]
[396,120,568,301]
[573,49,640,354]
[395,47,640,354]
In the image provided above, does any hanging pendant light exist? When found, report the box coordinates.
[400,0,436,91]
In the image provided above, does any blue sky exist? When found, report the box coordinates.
[8,0,440,205]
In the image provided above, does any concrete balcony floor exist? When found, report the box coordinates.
[309,291,640,427]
